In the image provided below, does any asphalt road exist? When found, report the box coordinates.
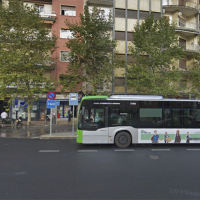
[0,138,200,200]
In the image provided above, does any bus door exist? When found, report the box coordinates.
[81,106,109,144]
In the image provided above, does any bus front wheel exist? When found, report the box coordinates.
[115,132,131,148]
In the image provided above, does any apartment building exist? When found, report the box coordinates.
[88,0,199,98]
[1,0,83,120]
[163,0,200,99]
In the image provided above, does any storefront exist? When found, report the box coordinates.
[10,94,81,120]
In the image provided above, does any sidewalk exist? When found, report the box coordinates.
[0,120,77,139]
[39,131,77,140]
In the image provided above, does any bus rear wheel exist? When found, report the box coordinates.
[115,132,131,148]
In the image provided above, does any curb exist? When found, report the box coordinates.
[39,135,77,140]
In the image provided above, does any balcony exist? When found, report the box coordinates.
[163,0,199,17]
[39,10,56,24]
[34,61,56,70]
[170,20,199,36]
[179,41,200,55]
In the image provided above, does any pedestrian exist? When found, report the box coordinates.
[1,111,8,127]
[68,110,71,122]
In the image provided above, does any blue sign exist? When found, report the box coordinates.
[47,100,56,108]
[20,102,28,108]
[55,100,60,106]
[69,93,78,105]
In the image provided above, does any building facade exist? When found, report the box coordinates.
[1,0,200,120]
[1,0,84,120]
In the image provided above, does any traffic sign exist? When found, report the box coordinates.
[47,92,56,100]
[69,93,78,105]
[55,100,60,106]
[47,100,56,108]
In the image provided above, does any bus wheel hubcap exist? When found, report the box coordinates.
[119,136,127,144]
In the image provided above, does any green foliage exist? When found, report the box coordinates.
[188,53,200,97]
[128,14,185,97]
[0,0,58,124]
[61,5,116,95]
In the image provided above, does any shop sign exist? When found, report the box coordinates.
[20,102,28,108]
[32,105,37,111]
[15,105,19,111]
[55,101,60,106]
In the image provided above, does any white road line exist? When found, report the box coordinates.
[39,150,60,153]
[151,149,171,151]
[78,150,98,153]
[114,149,135,152]
[187,149,200,151]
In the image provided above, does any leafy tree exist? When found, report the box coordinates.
[0,0,57,125]
[128,14,185,97]
[188,53,200,97]
[61,5,116,95]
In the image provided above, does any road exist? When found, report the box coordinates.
[0,138,200,200]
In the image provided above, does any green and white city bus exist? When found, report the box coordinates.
[76,95,200,148]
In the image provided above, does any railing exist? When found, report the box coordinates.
[38,10,56,18]
[163,0,198,9]
[170,20,198,30]
[179,41,200,52]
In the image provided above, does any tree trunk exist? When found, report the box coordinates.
[27,101,31,126]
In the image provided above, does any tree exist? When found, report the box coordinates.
[61,5,116,95]
[188,53,200,97]
[127,14,185,97]
[0,0,57,125]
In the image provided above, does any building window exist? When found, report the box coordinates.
[179,17,186,28]
[115,31,125,40]
[127,10,137,19]
[115,9,125,18]
[152,12,161,19]
[114,77,125,87]
[60,29,74,39]
[97,80,104,91]
[61,5,76,16]
[115,31,133,41]
[35,5,44,14]
[140,11,149,20]
[179,38,186,49]
[60,51,70,62]
[179,59,186,69]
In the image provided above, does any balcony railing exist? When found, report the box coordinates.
[170,20,198,30]
[163,0,198,9]
[38,10,56,18]
[179,42,200,52]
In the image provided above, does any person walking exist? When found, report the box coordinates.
[1,111,8,127]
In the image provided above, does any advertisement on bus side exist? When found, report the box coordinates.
[139,129,200,144]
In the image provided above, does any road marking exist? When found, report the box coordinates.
[114,149,135,152]
[187,149,200,151]
[39,150,60,153]
[78,150,98,153]
[151,149,171,151]
[14,171,27,176]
